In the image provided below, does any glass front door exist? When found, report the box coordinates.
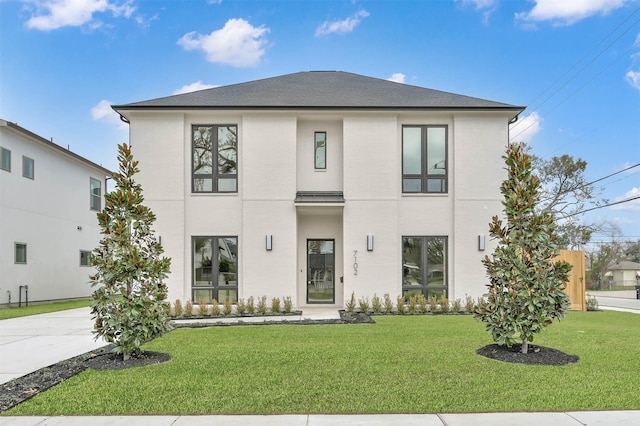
[307,239,335,304]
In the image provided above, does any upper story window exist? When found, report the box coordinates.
[22,156,34,179]
[192,125,237,193]
[90,178,102,211]
[402,125,447,193]
[80,250,92,267]
[1,147,10,172]
[15,243,27,264]
[314,131,326,170]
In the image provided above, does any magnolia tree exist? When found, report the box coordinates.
[475,143,572,354]
[90,143,172,360]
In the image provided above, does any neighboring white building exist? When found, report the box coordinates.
[113,71,524,308]
[0,119,112,305]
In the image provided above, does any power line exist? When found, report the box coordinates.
[566,195,640,217]
[584,162,640,187]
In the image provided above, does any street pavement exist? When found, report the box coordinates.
[1,298,639,425]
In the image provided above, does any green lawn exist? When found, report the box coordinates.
[5,311,640,415]
[0,299,90,320]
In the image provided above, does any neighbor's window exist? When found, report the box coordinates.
[90,178,102,211]
[314,131,326,169]
[402,236,447,299]
[22,156,34,179]
[15,243,27,264]
[192,125,237,193]
[193,236,238,303]
[80,250,92,266]
[1,147,10,172]
[402,125,447,193]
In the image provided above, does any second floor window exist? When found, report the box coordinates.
[314,132,326,169]
[192,125,237,193]
[1,147,10,172]
[22,156,34,179]
[90,178,102,211]
[402,125,447,193]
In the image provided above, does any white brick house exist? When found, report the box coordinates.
[0,119,112,305]
[113,71,524,308]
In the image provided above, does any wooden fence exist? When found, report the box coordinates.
[558,250,586,311]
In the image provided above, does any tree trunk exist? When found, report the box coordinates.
[521,338,529,354]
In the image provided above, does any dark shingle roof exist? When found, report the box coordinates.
[113,71,524,114]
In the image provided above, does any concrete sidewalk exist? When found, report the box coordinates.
[2,411,640,425]
[1,304,640,425]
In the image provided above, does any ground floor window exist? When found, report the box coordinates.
[402,236,447,299]
[193,236,238,303]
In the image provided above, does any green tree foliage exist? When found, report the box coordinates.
[90,144,172,360]
[475,143,572,354]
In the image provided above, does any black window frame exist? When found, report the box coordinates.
[402,236,448,299]
[192,236,238,303]
[191,124,238,194]
[402,125,448,194]
[1,147,10,172]
[314,131,327,170]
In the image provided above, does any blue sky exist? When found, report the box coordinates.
[1,0,639,242]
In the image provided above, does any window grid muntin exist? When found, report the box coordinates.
[402,125,448,194]
[192,124,237,193]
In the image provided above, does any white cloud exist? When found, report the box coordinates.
[178,18,269,67]
[91,99,127,129]
[316,10,369,36]
[457,0,498,23]
[172,81,217,95]
[611,187,640,212]
[625,70,640,91]
[387,73,406,83]
[515,0,628,26]
[23,0,135,31]
[509,111,541,143]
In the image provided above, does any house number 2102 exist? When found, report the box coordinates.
[353,250,358,276]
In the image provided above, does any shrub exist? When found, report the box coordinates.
[452,298,462,314]
[345,292,356,313]
[236,298,246,315]
[271,297,281,314]
[586,295,599,311]
[464,295,475,313]
[210,299,220,316]
[371,294,382,314]
[358,297,370,313]
[429,296,439,313]
[396,296,405,314]
[183,300,193,318]
[439,296,449,314]
[222,300,233,316]
[197,298,209,316]
[416,294,428,313]
[383,294,394,314]
[283,296,293,313]
[407,296,418,314]
[173,299,183,318]
[257,296,268,315]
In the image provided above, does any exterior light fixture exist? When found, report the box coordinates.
[266,234,273,251]
[478,235,485,251]
[367,235,374,251]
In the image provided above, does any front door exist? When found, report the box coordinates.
[307,239,335,304]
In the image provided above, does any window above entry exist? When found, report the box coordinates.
[192,125,237,193]
[402,125,447,194]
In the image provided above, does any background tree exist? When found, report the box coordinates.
[527,150,608,249]
[475,143,571,354]
[90,143,172,360]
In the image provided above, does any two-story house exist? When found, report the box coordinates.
[113,71,524,308]
[1,119,112,305]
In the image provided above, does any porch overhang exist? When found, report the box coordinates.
[294,191,345,205]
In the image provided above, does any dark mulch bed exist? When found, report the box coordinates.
[477,344,579,365]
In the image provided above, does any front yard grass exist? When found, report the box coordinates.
[0,299,90,320]
[5,311,640,415]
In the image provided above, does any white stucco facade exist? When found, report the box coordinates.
[0,120,111,305]
[122,108,515,308]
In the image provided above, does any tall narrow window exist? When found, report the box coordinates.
[314,131,326,169]
[80,250,92,266]
[90,178,102,211]
[15,243,27,264]
[402,236,447,299]
[193,236,238,303]
[22,156,34,179]
[192,125,237,193]
[402,126,447,193]
[1,147,10,172]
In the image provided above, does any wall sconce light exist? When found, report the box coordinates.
[266,234,273,251]
[367,235,374,251]
[76,226,83,231]
[157,236,162,245]
[478,235,486,251]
